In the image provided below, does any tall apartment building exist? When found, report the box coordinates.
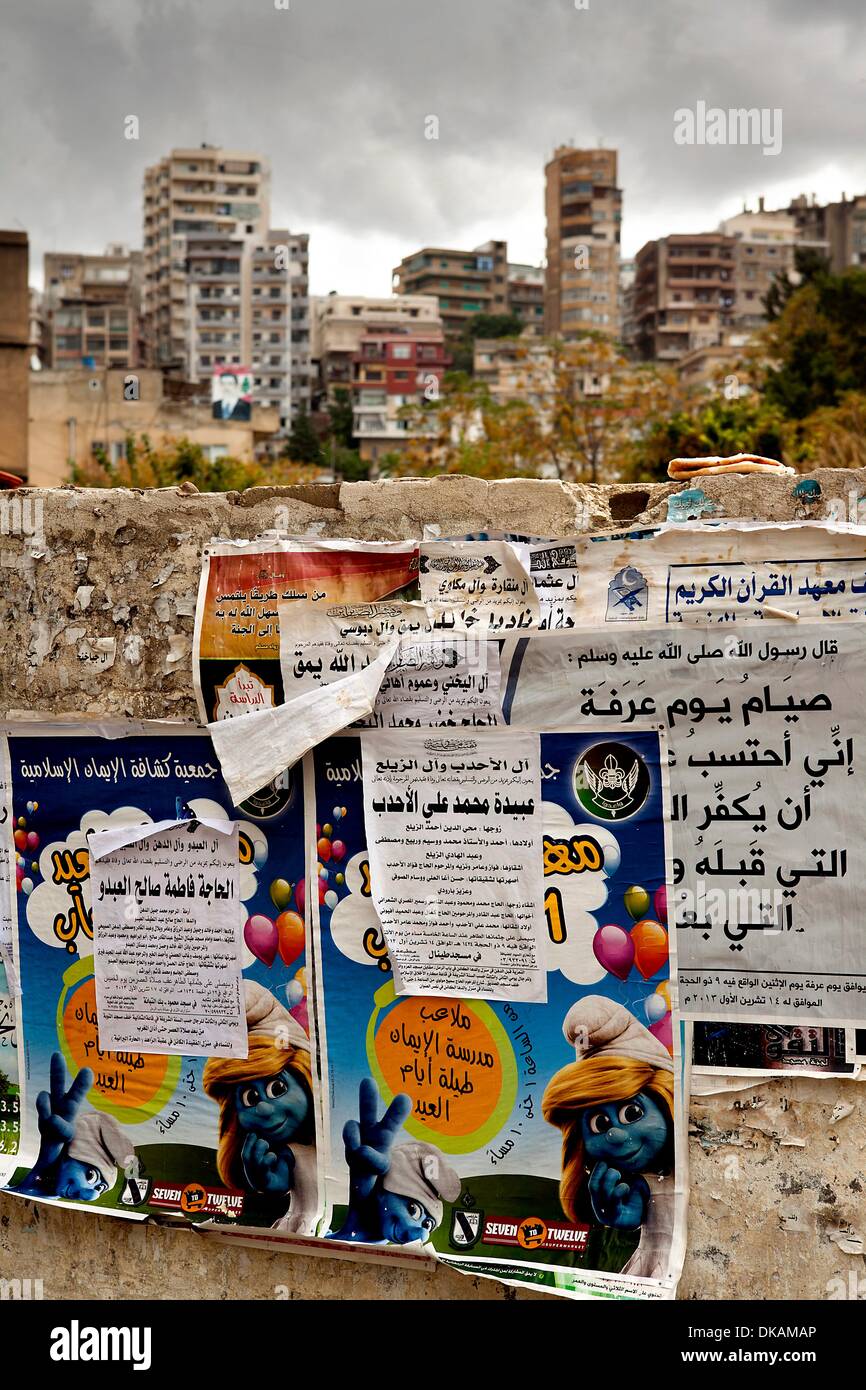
[353,332,450,464]
[633,232,736,362]
[507,263,545,334]
[143,146,309,425]
[392,241,508,339]
[719,206,797,333]
[544,146,622,340]
[311,293,442,404]
[0,230,29,480]
[42,244,142,370]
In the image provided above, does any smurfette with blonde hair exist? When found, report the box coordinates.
[542,996,675,1280]
[203,980,318,1234]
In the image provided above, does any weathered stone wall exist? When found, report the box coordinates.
[1,473,864,1301]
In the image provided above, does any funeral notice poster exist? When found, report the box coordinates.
[508,621,866,1024]
[90,820,245,1057]
[360,729,546,1002]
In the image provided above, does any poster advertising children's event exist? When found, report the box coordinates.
[310,728,684,1299]
[2,726,323,1235]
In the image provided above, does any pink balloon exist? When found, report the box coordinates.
[289,998,309,1036]
[244,914,278,967]
[330,839,346,862]
[654,884,667,926]
[649,1014,673,1053]
[294,878,306,914]
[592,924,635,981]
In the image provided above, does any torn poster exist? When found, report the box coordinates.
[419,540,540,631]
[208,636,400,805]
[193,536,419,725]
[360,729,546,1003]
[423,529,580,631]
[310,727,684,1299]
[278,600,502,728]
[507,621,866,1024]
[2,725,326,1235]
[90,819,245,1057]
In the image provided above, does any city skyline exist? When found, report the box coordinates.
[3,0,866,296]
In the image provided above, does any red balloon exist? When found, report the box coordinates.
[317,837,332,862]
[592,924,635,981]
[631,919,668,980]
[330,839,346,862]
[13,830,27,852]
[294,878,306,914]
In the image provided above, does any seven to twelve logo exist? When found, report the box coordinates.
[574,741,650,821]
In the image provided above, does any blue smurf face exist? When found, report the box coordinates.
[234,1069,309,1144]
[581,1091,668,1174]
[55,1156,108,1201]
[377,1191,436,1244]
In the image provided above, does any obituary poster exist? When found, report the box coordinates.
[2,724,325,1235]
[310,728,686,1300]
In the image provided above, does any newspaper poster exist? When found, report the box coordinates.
[2,725,325,1235]
[309,728,686,1300]
[193,537,419,727]
[507,622,866,1025]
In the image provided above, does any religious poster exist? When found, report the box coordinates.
[309,728,686,1300]
[2,725,325,1235]
[507,622,866,1024]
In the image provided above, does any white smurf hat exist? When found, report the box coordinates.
[244,979,309,1054]
[67,1111,134,1191]
[381,1142,461,1226]
[562,996,673,1073]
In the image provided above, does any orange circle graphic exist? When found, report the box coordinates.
[374,995,504,1139]
[61,975,173,1111]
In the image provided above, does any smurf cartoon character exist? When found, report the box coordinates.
[542,996,675,1279]
[329,1077,461,1246]
[11,1052,133,1203]
[203,980,318,1234]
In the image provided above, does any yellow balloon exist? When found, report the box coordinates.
[655,980,670,1010]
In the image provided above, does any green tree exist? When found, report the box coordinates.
[327,387,355,448]
[758,268,866,419]
[283,403,322,463]
[762,246,830,320]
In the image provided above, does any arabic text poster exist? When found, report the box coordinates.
[4,728,324,1233]
[311,729,685,1300]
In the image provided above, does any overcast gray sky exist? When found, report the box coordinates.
[3,0,865,295]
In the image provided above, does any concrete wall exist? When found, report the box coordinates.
[1,472,864,1301]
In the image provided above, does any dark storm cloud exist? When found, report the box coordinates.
[2,0,864,291]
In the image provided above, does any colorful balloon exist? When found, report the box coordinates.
[324,889,338,910]
[21,878,33,896]
[269,878,293,912]
[323,823,333,838]
[645,993,667,1023]
[624,885,650,920]
[655,980,670,1011]
[332,807,342,821]
[317,837,332,862]
[275,910,305,966]
[294,879,306,914]
[631,919,669,980]
[592,924,635,981]
[294,966,306,991]
[244,914,278,967]
[654,884,667,925]
[649,1014,673,1052]
[13,829,27,852]
[330,840,345,862]
[285,979,304,1009]
[335,873,344,886]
